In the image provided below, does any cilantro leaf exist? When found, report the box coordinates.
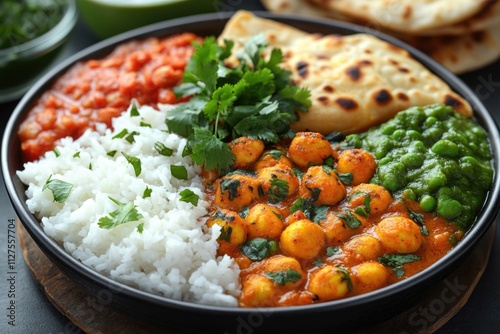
[179,188,199,206]
[337,210,362,229]
[171,165,188,180]
[98,197,143,229]
[190,127,234,174]
[265,269,302,285]
[241,238,274,261]
[378,254,421,278]
[268,176,288,203]
[122,152,141,176]
[43,175,73,203]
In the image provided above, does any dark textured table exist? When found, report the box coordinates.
[1,1,500,333]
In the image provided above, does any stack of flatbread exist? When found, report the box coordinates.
[219,11,472,135]
[261,0,500,74]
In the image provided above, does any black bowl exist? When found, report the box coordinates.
[3,11,500,334]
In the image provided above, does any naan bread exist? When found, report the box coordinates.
[403,26,500,74]
[308,0,493,34]
[260,0,356,21]
[219,11,472,135]
[416,0,500,36]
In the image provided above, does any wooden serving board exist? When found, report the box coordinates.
[18,221,495,334]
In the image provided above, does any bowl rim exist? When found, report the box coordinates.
[2,9,500,324]
[0,0,77,58]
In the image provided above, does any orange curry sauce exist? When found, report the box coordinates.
[203,134,463,308]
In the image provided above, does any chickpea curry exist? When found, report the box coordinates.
[203,127,477,308]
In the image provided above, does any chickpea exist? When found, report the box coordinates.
[352,262,389,294]
[307,265,351,301]
[321,211,363,245]
[255,148,293,170]
[336,149,377,185]
[346,183,392,215]
[239,274,276,307]
[206,209,247,245]
[280,219,325,259]
[343,235,382,263]
[299,166,346,205]
[264,256,306,288]
[230,137,265,169]
[245,204,284,239]
[215,173,260,211]
[288,132,334,168]
[257,164,299,203]
[375,216,423,253]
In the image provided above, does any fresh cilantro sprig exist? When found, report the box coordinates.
[98,197,143,230]
[378,254,421,278]
[43,175,73,203]
[166,35,311,173]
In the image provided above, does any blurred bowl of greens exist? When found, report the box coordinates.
[0,0,77,103]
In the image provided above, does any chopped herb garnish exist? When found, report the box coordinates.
[107,150,117,157]
[73,151,80,158]
[112,129,128,139]
[265,269,302,285]
[98,197,144,230]
[88,163,92,170]
[268,176,288,203]
[337,171,353,185]
[43,175,73,203]
[378,254,421,278]
[337,210,362,229]
[409,209,428,236]
[130,102,140,117]
[140,122,151,128]
[155,142,174,156]
[313,259,323,267]
[267,149,285,160]
[171,165,188,180]
[353,193,371,217]
[239,206,250,219]
[326,246,341,256]
[336,267,353,291]
[142,186,152,199]
[241,238,275,261]
[179,188,199,206]
[122,152,141,176]
[324,156,334,168]
[125,131,139,144]
[219,225,233,242]
[54,147,61,157]
[166,35,311,173]
[137,222,144,233]
[219,178,240,200]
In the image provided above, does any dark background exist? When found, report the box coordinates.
[1,1,500,333]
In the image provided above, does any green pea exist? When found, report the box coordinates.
[392,129,405,140]
[381,125,396,135]
[412,140,426,151]
[378,157,392,166]
[422,127,443,142]
[402,188,416,201]
[406,130,423,140]
[420,195,437,212]
[431,139,459,158]
[437,198,463,219]
[425,116,438,127]
[425,105,449,120]
[427,170,447,190]
[401,153,424,168]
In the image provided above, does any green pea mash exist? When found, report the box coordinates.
[348,104,493,230]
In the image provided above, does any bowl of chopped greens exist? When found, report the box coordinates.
[0,0,77,103]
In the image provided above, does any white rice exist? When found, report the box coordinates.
[17,103,241,306]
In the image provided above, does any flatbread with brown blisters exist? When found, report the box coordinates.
[308,0,493,34]
[219,11,472,134]
[402,26,500,74]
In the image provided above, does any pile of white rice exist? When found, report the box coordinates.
[17,103,241,306]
